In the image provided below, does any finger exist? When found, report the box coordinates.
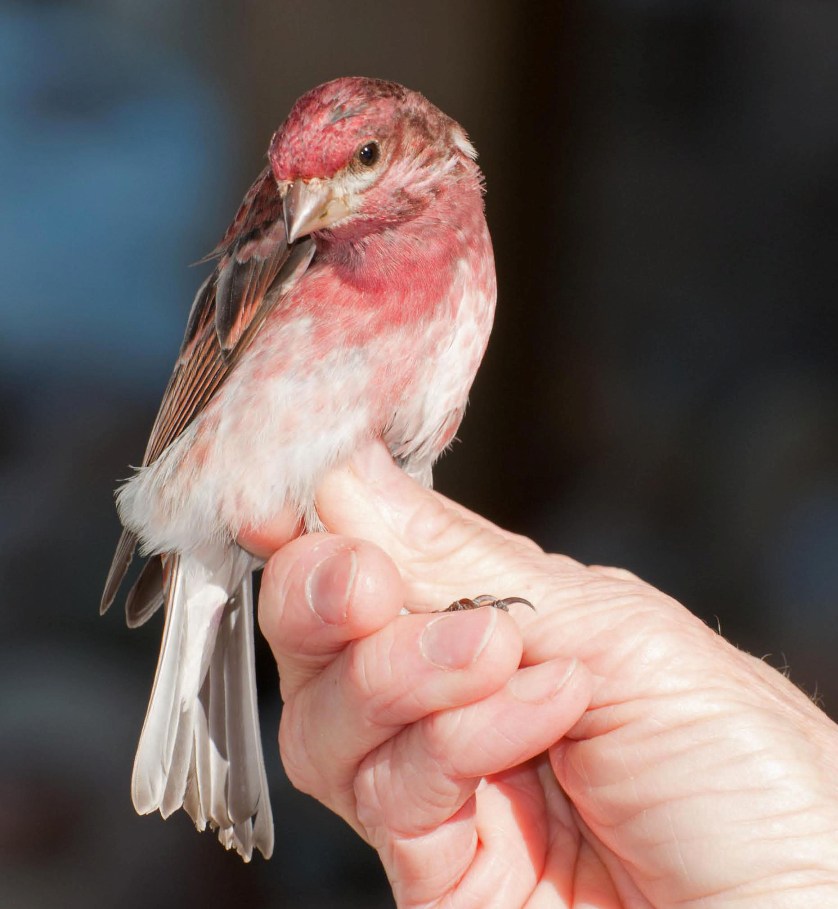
[358,660,591,908]
[280,606,524,827]
[257,533,403,698]
[316,441,564,612]
[454,766,553,909]
[378,766,551,909]
[240,447,544,560]
[355,657,590,838]
[237,506,301,558]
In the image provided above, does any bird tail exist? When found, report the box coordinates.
[131,547,274,861]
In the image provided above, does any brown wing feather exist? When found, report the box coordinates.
[144,168,299,466]
[102,167,316,615]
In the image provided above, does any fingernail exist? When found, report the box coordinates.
[509,659,578,703]
[421,607,497,670]
[305,548,357,624]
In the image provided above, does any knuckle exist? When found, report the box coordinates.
[416,712,461,777]
[403,495,462,554]
[278,700,318,796]
[343,640,382,703]
[353,754,385,819]
[589,564,644,583]
[353,760,388,845]
[343,633,401,723]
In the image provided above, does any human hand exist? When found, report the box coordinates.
[248,443,838,908]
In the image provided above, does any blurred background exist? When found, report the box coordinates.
[2,0,836,905]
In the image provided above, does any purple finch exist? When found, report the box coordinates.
[101,76,496,861]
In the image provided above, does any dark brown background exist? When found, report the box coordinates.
[2,1,836,906]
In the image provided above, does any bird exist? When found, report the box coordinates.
[101,76,497,862]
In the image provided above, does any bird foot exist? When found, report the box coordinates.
[443,595,535,613]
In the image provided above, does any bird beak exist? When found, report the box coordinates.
[282,179,351,243]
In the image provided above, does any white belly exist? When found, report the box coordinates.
[118,257,495,555]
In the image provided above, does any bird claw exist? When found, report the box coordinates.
[443,594,535,613]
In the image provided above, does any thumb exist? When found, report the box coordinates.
[315,442,550,613]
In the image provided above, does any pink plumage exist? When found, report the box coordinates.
[101,76,496,861]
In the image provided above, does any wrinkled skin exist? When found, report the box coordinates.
[245,442,838,908]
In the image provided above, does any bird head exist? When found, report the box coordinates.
[268,77,479,243]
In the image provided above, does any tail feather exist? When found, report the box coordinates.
[193,674,214,829]
[160,700,196,818]
[125,554,165,628]
[222,583,267,827]
[131,548,273,861]
[132,554,188,813]
[206,629,234,829]
[183,747,205,830]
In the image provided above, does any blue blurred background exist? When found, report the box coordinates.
[2,1,836,906]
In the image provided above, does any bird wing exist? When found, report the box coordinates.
[101,167,315,615]
[145,166,314,466]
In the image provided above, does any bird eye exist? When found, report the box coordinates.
[356,141,380,167]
